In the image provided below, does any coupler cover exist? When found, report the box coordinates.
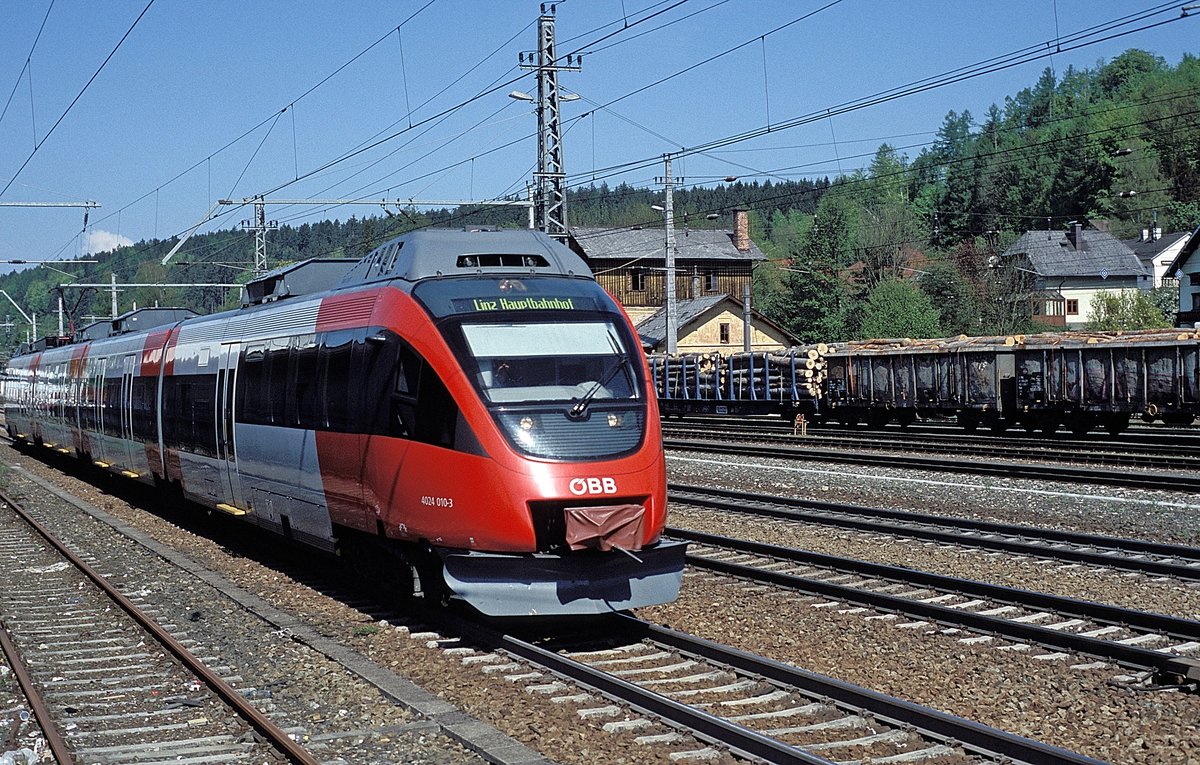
[439,539,687,617]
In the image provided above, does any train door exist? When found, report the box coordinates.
[85,357,106,463]
[215,343,247,510]
[117,353,138,469]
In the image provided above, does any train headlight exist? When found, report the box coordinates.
[519,416,536,431]
[607,413,622,428]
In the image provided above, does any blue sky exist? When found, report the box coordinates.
[0,1,1197,272]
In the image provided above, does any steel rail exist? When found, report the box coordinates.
[634,617,1106,765]
[669,484,1200,580]
[664,438,1200,491]
[0,489,322,765]
[666,414,1200,449]
[0,619,75,764]
[436,609,1104,765]
[662,424,1200,469]
[433,611,835,765]
[671,528,1200,682]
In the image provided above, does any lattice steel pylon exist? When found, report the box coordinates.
[240,197,278,276]
[519,4,579,242]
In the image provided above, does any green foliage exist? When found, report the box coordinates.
[1088,289,1170,330]
[916,262,978,335]
[856,278,942,340]
[5,48,1198,353]
[1151,285,1179,326]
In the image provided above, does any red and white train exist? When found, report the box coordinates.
[3,229,685,616]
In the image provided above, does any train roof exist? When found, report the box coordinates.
[77,307,199,341]
[337,228,592,288]
[242,258,357,306]
[6,229,595,359]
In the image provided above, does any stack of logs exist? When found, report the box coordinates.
[651,328,1199,401]
[651,343,836,402]
[833,327,1200,353]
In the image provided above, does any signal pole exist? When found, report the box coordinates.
[518,3,579,242]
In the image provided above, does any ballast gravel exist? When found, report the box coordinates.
[0,447,733,765]
[658,446,1200,764]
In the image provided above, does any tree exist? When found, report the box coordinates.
[764,194,857,342]
[856,277,942,340]
[916,262,978,335]
[1089,290,1169,330]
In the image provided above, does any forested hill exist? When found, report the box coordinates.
[2,48,1198,346]
[0,177,830,336]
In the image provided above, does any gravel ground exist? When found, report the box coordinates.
[668,451,1200,544]
[0,657,41,764]
[8,438,1199,765]
[642,574,1200,764]
[670,505,1200,621]
[652,448,1200,764]
[0,447,731,765]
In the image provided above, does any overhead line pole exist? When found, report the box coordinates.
[519,3,579,242]
[662,155,678,355]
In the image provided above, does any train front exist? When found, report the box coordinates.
[411,273,686,616]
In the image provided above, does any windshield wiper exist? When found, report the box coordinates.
[567,331,627,420]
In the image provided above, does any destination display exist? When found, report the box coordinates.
[452,296,591,313]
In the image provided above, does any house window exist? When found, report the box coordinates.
[630,268,647,291]
[1066,299,1079,315]
[704,271,719,292]
[719,323,730,344]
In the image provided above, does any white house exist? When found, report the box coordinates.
[1001,223,1151,327]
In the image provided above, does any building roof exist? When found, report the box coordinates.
[635,295,728,347]
[1121,231,1191,273]
[1166,224,1200,275]
[634,293,798,349]
[570,226,766,263]
[1002,228,1148,279]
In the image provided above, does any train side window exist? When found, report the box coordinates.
[291,336,320,429]
[388,346,422,439]
[131,377,157,441]
[102,376,122,438]
[318,332,357,431]
[190,374,218,456]
[163,374,218,456]
[236,345,269,426]
[265,339,291,425]
[415,362,457,448]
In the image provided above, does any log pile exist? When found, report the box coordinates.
[649,343,835,402]
[830,327,1200,354]
[649,328,1198,402]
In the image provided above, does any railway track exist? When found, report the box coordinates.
[211,521,1109,764]
[453,611,1106,764]
[672,528,1200,684]
[0,489,319,765]
[667,414,1200,449]
[663,435,1200,492]
[662,421,1200,471]
[668,483,1200,581]
[7,452,1106,764]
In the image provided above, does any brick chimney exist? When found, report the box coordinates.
[1066,221,1087,251]
[733,208,750,253]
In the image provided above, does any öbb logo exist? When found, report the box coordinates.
[568,477,617,496]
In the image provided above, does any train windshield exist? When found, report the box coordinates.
[414,276,647,460]
[461,320,637,406]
